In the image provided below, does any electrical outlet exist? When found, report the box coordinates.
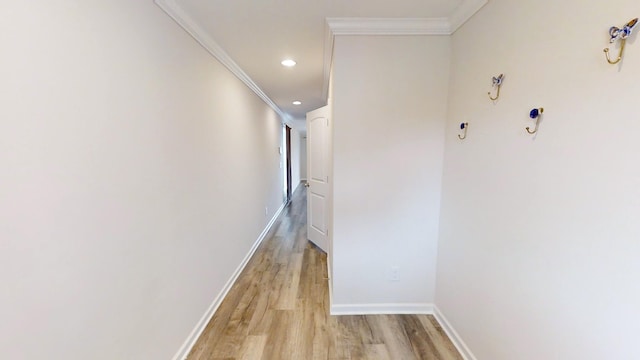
[265,207,268,216]
[389,266,400,282]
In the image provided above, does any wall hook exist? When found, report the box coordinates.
[604,18,637,64]
[526,108,544,134]
[488,74,504,100]
[458,122,469,140]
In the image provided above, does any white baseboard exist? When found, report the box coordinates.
[433,305,477,360]
[328,302,476,360]
[330,303,434,315]
[171,202,287,360]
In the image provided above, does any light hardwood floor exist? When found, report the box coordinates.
[187,187,463,360]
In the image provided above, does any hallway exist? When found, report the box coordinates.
[186,187,463,360]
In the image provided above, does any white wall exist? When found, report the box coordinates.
[437,0,640,359]
[0,2,283,359]
[331,36,449,309]
[290,128,302,192]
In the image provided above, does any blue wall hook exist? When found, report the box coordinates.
[458,122,469,140]
[526,108,544,134]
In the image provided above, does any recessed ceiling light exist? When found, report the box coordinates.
[281,59,297,67]
[292,101,302,105]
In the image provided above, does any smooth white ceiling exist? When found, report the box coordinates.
[167,0,467,130]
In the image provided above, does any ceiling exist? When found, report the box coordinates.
[155,0,485,133]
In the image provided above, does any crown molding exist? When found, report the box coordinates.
[154,0,289,123]
[449,0,488,34]
[325,0,488,36]
[321,1,488,109]
[156,0,487,126]
[326,17,451,36]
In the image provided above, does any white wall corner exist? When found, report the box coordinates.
[153,0,289,123]
[327,255,334,311]
[448,0,489,33]
[326,18,451,36]
[329,302,478,360]
[433,306,478,360]
[322,16,451,103]
[330,303,434,316]
[171,202,287,360]
[321,21,335,105]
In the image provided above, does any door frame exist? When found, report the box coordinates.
[285,125,292,202]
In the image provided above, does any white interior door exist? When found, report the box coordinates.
[306,106,329,253]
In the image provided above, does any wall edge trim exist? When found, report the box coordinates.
[433,305,478,360]
[327,256,334,313]
[449,0,488,33]
[171,202,287,360]
[154,0,289,123]
[321,20,335,106]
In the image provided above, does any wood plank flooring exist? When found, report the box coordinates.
[187,187,463,360]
